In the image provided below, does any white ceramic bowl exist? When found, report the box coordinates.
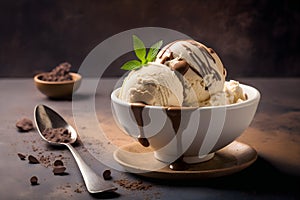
[111,83,260,164]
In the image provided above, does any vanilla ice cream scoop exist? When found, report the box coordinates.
[156,40,227,106]
[118,62,184,106]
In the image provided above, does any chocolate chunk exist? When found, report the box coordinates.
[16,118,33,132]
[30,176,38,185]
[103,169,112,180]
[53,160,64,167]
[52,166,66,175]
[28,155,39,164]
[17,153,26,160]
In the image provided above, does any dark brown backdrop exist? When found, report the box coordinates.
[0,0,299,78]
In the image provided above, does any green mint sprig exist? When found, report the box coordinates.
[121,35,163,70]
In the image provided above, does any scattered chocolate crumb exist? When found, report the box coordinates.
[74,188,83,193]
[30,176,38,185]
[53,166,66,175]
[16,118,33,132]
[53,159,64,167]
[114,179,152,191]
[17,153,26,160]
[32,145,39,152]
[42,127,72,143]
[40,62,73,82]
[102,169,112,180]
[39,154,60,168]
[28,155,39,164]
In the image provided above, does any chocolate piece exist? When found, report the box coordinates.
[52,166,66,175]
[39,62,73,82]
[17,153,26,160]
[102,169,112,180]
[16,118,33,132]
[53,159,64,167]
[28,155,39,164]
[30,176,38,185]
[52,158,67,175]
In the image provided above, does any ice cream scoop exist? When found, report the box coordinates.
[156,40,227,106]
[119,62,184,106]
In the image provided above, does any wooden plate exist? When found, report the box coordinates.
[113,141,257,179]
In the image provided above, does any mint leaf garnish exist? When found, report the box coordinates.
[120,35,163,71]
[146,40,163,62]
[133,35,146,63]
[120,60,142,70]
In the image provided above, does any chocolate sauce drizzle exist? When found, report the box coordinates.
[166,107,189,171]
[181,44,221,83]
[158,40,222,90]
[130,103,150,147]
[130,103,195,170]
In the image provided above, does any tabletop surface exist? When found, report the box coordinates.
[0,77,299,200]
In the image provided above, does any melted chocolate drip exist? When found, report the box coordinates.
[165,107,195,171]
[158,40,222,90]
[165,107,181,133]
[130,103,150,147]
[137,137,150,147]
[169,156,188,171]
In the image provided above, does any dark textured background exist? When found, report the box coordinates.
[0,0,299,78]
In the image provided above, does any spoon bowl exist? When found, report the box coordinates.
[34,104,117,193]
[34,104,77,145]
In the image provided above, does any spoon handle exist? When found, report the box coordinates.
[65,143,117,193]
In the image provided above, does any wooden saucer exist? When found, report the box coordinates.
[113,141,257,180]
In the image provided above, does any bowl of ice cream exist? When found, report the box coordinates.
[34,62,82,99]
[111,39,260,166]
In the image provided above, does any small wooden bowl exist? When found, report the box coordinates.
[34,72,82,99]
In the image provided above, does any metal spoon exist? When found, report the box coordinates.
[34,104,117,193]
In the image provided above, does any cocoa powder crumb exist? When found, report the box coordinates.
[42,127,72,143]
[74,188,83,193]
